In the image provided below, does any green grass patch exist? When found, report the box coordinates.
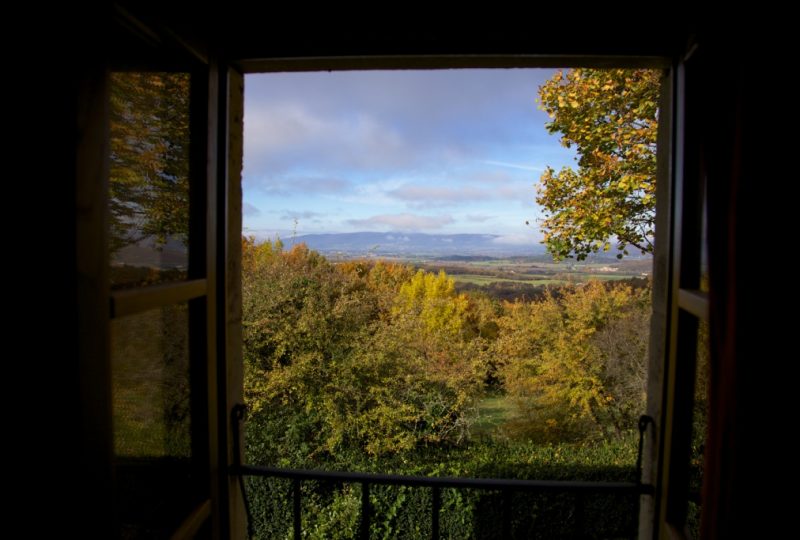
[452,274,561,286]
[472,394,515,437]
[582,273,635,280]
[451,273,636,288]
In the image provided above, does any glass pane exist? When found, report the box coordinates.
[700,182,709,292]
[112,303,203,537]
[687,321,709,536]
[112,304,191,456]
[109,72,191,289]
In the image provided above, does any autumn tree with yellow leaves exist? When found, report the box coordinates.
[537,69,661,260]
[495,281,649,441]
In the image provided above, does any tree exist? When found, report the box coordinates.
[242,240,484,460]
[242,240,381,461]
[394,270,469,337]
[536,69,661,260]
[496,281,649,441]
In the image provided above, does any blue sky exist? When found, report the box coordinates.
[243,69,576,244]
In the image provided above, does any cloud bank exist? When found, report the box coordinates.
[347,213,455,231]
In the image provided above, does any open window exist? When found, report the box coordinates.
[235,67,667,539]
[231,57,710,540]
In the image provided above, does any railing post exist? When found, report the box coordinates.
[292,478,301,540]
[360,482,370,540]
[502,490,512,538]
[431,486,440,540]
[575,492,585,538]
[636,415,655,484]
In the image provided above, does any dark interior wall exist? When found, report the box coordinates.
[118,2,694,64]
[699,25,793,539]
[19,5,114,539]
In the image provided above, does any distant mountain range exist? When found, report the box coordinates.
[113,232,647,267]
[280,232,547,258]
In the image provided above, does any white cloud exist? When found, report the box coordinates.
[388,185,487,204]
[253,176,350,195]
[347,213,455,231]
[245,103,328,151]
[243,202,261,216]
[496,184,535,201]
[492,233,542,245]
[280,210,324,220]
[244,104,412,178]
[482,160,545,172]
[466,214,495,222]
[462,170,516,184]
[386,182,534,208]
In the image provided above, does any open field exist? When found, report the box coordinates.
[412,256,651,298]
[472,394,516,437]
[450,274,563,286]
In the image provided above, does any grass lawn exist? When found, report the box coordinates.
[452,273,633,287]
[471,393,516,437]
[452,274,562,286]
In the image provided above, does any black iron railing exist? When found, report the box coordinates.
[231,407,654,539]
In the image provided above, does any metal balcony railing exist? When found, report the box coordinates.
[231,408,654,539]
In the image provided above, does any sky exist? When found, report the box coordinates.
[243,69,577,244]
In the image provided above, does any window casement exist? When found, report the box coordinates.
[75,9,231,538]
[653,47,710,539]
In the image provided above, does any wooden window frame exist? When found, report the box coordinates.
[76,9,229,538]
[655,46,710,539]
[226,54,699,540]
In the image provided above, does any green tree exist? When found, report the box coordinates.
[536,69,661,260]
[242,240,380,461]
[242,241,484,460]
